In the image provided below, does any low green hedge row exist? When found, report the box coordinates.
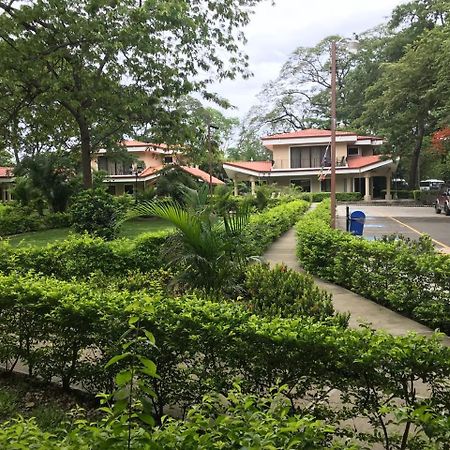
[0,200,309,280]
[0,271,449,447]
[0,389,350,449]
[298,192,362,202]
[0,206,71,236]
[296,200,450,333]
[0,231,170,279]
[243,199,310,256]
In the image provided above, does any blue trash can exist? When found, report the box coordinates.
[349,210,366,236]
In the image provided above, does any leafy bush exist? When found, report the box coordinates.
[0,387,352,449]
[244,263,344,323]
[70,189,122,240]
[243,199,310,256]
[0,271,450,447]
[0,231,169,279]
[296,200,450,333]
[0,205,71,236]
[298,192,363,202]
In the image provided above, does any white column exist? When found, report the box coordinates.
[364,176,372,201]
[233,179,239,196]
[250,178,256,196]
[385,172,392,201]
[347,177,353,192]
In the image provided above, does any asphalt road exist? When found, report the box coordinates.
[336,204,450,253]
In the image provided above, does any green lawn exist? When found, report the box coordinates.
[4,218,173,247]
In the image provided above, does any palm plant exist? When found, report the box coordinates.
[131,191,250,295]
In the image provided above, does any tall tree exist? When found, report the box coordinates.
[0,0,263,187]
[240,35,360,139]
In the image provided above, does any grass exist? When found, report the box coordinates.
[4,217,173,247]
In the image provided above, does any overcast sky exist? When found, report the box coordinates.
[213,0,406,120]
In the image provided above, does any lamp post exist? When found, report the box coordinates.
[330,38,358,229]
[207,123,219,196]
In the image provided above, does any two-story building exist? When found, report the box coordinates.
[0,167,14,202]
[91,140,223,195]
[223,129,398,201]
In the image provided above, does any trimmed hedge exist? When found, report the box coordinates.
[0,206,71,236]
[296,200,450,333]
[0,271,449,446]
[298,192,362,202]
[243,199,310,256]
[0,200,309,280]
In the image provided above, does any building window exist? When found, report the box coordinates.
[107,185,116,195]
[348,147,360,156]
[98,155,108,172]
[124,184,134,195]
[291,146,328,168]
[290,179,311,192]
[164,156,173,164]
[321,178,331,192]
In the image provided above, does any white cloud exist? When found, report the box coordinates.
[212,0,406,119]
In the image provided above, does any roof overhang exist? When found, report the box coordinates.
[262,135,358,147]
[224,158,397,179]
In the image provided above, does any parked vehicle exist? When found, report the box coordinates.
[435,184,450,215]
[420,179,445,191]
[392,178,409,189]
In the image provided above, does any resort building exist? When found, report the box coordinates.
[223,129,398,201]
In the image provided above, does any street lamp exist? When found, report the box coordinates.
[207,123,219,196]
[330,38,358,229]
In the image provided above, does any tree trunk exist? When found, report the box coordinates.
[78,114,93,189]
[409,120,425,189]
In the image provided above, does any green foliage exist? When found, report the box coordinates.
[1,270,450,446]
[0,0,264,187]
[296,200,450,333]
[244,263,347,324]
[0,231,169,279]
[0,387,353,449]
[0,205,71,236]
[242,200,310,256]
[15,152,81,212]
[298,192,363,202]
[70,189,122,240]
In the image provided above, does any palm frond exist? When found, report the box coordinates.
[223,204,251,235]
[132,200,202,244]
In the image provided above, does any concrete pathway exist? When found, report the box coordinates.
[263,228,450,346]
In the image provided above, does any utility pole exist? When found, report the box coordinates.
[330,40,337,229]
[207,123,219,196]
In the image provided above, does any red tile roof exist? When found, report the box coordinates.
[139,165,164,178]
[225,161,273,172]
[346,155,382,168]
[181,166,224,185]
[121,140,168,150]
[264,129,356,140]
[0,167,13,177]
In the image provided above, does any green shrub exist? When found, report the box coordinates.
[0,205,71,236]
[0,201,307,281]
[0,231,170,279]
[244,263,341,322]
[0,271,450,447]
[70,189,122,240]
[298,192,362,202]
[243,199,310,256]
[296,200,450,333]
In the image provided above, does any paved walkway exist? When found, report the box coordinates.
[263,228,450,346]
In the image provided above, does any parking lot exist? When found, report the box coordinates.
[336,204,450,253]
